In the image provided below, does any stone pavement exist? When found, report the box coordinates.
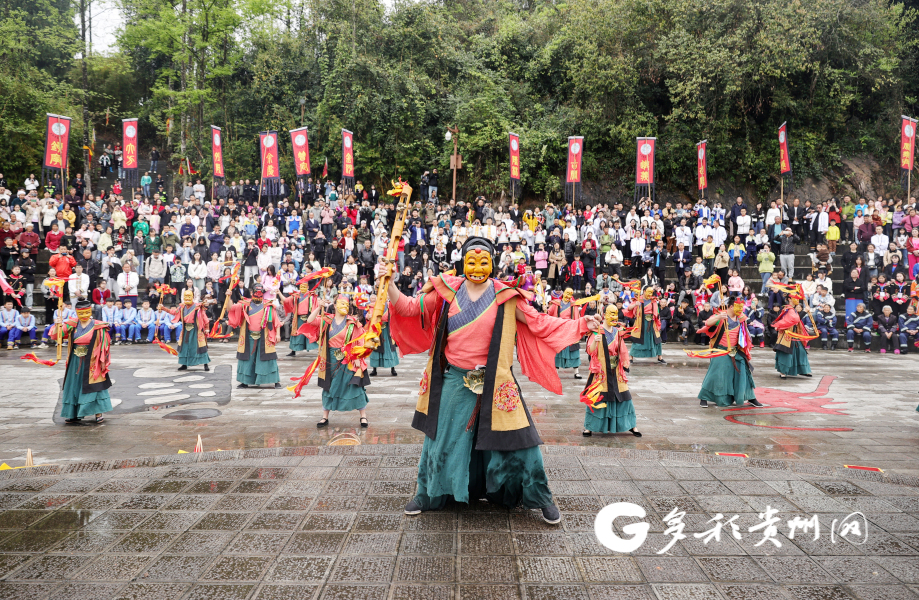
[0,342,916,476]
[0,444,918,600]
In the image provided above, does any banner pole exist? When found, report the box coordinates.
[780,177,784,204]
[909,170,912,201]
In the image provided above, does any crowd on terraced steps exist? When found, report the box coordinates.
[0,163,918,354]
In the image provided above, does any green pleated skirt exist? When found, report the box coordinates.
[555,344,581,368]
[290,316,319,351]
[236,341,280,385]
[414,365,553,511]
[630,321,661,357]
[60,353,113,419]
[698,350,756,406]
[178,326,210,366]
[584,393,636,433]
[321,352,369,412]
[774,341,811,376]
[369,323,400,368]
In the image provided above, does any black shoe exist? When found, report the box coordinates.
[237,383,249,388]
[286,351,296,357]
[582,430,592,437]
[316,418,329,428]
[274,382,282,388]
[801,373,812,377]
[370,368,378,377]
[391,368,397,376]
[360,417,368,428]
[821,343,828,350]
[699,399,708,408]
[203,364,209,372]
[541,504,561,524]
[748,399,764,407]
[64,418,83,425]
[404,499,423,515]
[831,342,837,351]
[630,428,642,437]
[177,365,188,371]
[657,358,667,364]
[574,373,582,379]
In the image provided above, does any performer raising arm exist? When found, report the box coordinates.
[228,283,282,388]
[771,284,815,380]
[384,236,601,525]
[162,288,211,372]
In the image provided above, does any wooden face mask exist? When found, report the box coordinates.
[463,249,492,284]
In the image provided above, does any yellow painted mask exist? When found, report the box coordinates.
[604,305,618,327]
[644,288,654,300]
[182,289,194,305]
[463,249,492,284]
[732,302,744,317]
[299,283,309,294]
[76,308,93,321]
[562,288,574,303]
[335,297,350,316]
[790,297,800,306]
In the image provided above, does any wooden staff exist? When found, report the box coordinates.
[211,262,240,336]
[365,182,413,348]
[55,292,64,361]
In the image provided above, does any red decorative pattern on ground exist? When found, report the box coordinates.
[721,376,854,431]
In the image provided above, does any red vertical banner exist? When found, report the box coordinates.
[290,127,311,177]
[635,137,655,185]
[341,129,354,178]
[122,118,139,169]
[697,140,708,191]
[259,131,280,180]
[778,122,791,174]
[211,126,225,179]
[900,116,916,172]
[509,133,520,181]
[43,114,71,171]
[565,136,583,183]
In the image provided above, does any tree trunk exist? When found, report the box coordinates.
[80,0,93,196]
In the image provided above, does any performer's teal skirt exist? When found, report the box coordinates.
[775,341,811,376]
[236,342,280,385]
[414,365,553,511]
[178,326,210,366]
[369,323,399,368]
[290,334,318,352]
[321,352,368,412]
[584,392,636,433]
[630,319,661,358]
[290,317,319,351]
[698,349,756,407]
[555,344,581,368]
[60,353,113,419]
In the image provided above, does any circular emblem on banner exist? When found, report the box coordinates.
[295,134,306,146]
[571,142,581,155]
[263,135,275,148]
[511,139,518,151]
[125,125,137,138]
[640,143,652,156]
[213,133,221,147]
[779,131,786,143]
[51,123,67,136]
[906,124,915,139]
[698,148,705,160]
[344,136,352,148]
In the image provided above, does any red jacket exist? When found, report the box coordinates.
[45,230,64,251]
[92,288,111,305]
[17,231,40,251]
[49,253,76,278]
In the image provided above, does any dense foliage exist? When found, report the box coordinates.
[1,0,917,201]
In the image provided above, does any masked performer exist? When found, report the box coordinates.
[547,287,584,378]
[386,236,600,525]
[228,283,281,388]
[283,281,319,357]
[686,297,763,408]
[624,287,666,364]
[301,294,370,427]
[772,284,815,379]
[368,300,399,377]
[164,288,211,371]
[48,299,113,424]
[580,304,640,437]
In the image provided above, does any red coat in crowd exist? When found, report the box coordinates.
[49,252,76,278]
[45,230,64,251]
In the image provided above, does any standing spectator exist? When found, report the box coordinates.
[149,147,160,173]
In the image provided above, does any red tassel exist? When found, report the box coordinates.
[20,353,59,367]
[288,356,321,398]
[154,340,178,356]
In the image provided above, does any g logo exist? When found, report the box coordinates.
[594,502,650,553]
